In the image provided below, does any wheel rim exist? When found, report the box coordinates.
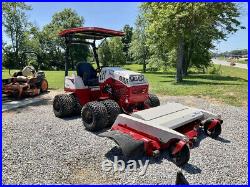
[82,109,94,124]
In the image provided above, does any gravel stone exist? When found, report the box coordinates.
[2,93,248,184]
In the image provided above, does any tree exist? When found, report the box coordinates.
[2,2,32,68]
[42,8,88,70]
[129,15,150,73]
[121,24,133,62]
[98,40,112,66]
[98,37,126,67]
[109,37,126,66]
[141,3,242,82]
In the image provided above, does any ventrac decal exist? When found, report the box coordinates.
[119,76,129,85]
[109,70,114,76]
[99,70,107,81]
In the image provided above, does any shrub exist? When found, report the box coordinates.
[208,65,222,75]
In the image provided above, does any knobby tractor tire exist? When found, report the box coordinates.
[81,101,108,131]
[70,95,82,115]
[203,119,222,139]
[145,93,160,108]
[170,144,190,167]
[101,99,121,127]
[40,79,48,93]
[53,94,75,118]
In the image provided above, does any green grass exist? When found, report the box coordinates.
[2,64,248,107]
[2,70,73,90]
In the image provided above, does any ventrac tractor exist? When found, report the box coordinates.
[53,27,160,131]
[53,27,223,166]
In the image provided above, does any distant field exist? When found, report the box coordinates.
[2,64,248,107]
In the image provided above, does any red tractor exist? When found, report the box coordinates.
[53,27,223,166]
[53,27,160,131]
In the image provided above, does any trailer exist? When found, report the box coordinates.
[100,102,223,166]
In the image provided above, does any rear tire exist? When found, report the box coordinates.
[170,144,190,166]
[53,94,74,118]
[71,95,82,115]
[81,101,108,131]
[40,79,48,93]
[101,99,121,127]
[145,94,160,107]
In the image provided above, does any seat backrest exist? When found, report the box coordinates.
[76,62,97,80]
[22,66,36,77]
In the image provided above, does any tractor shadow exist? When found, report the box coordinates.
[192,129,231,148]
[63,115,80,121]
[2,91,51,103]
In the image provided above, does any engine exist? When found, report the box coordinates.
[99,67,149,111]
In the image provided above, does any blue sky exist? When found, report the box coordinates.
[3,2,248,53]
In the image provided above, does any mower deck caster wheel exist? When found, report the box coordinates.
[170,144,190,166]
[204,123,222,139]
[203,119,223,138]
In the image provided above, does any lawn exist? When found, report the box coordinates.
[2,64,248,107]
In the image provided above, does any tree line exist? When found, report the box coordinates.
[2,2,244,82]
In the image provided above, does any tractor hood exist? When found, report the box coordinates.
[99,67,148,86]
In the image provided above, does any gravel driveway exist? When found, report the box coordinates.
[212,58,248,69]
[2,93,248,184]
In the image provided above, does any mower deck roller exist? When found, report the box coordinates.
[100,102,223,166]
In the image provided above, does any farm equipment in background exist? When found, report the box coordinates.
[100,102,223,166]
[2,51,48,98]
[53,27,160,131]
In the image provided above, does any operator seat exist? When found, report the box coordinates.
[76,62,99,86]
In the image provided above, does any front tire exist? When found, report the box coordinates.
[145,93,160,107]
[81,101,108,131]
[53,94,74,118]
[40,79,48,93]
[101,99,121,127]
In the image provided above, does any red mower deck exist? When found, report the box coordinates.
[100,102,223,166]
